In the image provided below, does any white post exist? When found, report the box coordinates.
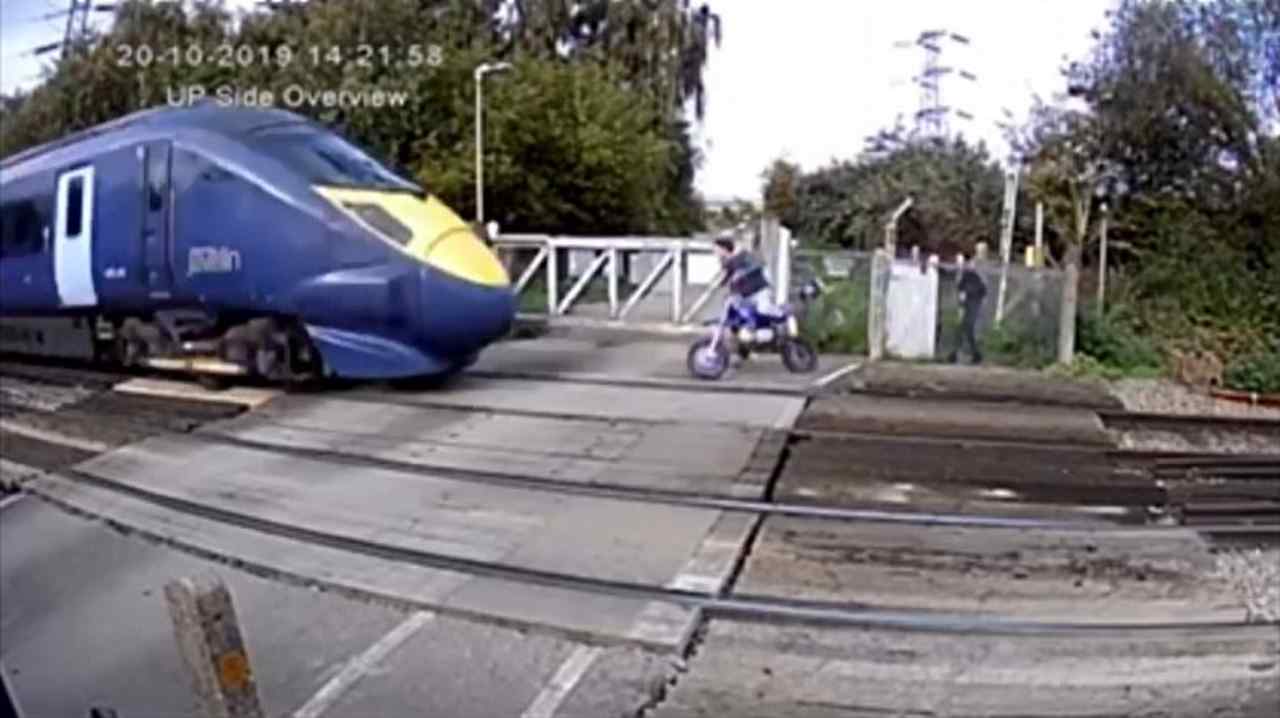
[1097,203,1109,317]
[165,576,264,718]
[995,166,1020,324]
[546,240,559,314]
[1034,201,1044,268]
[671,243,685,323]
[608,247,619,318]
[776,226,792,306]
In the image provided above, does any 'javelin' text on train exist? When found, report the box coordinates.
[166,84,410,110]
[188,246,242,277]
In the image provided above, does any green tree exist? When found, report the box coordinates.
[761,158,800,220]
[0,0,720,237]
[780,135,1005,255]
[1007,0,1280,366]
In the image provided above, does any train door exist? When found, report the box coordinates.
[53,165,97,307]
[140,141,173,296]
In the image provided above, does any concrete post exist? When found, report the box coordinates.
[867,248,891,361]
[165,575,264,718]
[1034,202,1045,267]
[759,215,781,288]
[775,225,792,306]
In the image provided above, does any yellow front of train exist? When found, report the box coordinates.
[315,185,517,368]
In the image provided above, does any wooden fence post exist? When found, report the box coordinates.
[164,575,264,718]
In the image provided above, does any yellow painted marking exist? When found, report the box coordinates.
[113,378,278,409]
[314,186,510,287]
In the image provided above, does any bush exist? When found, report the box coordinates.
[1076,309,1163,375]
[1224,349,1280,394]
[800,277,869,354]
[983,318,1056,369]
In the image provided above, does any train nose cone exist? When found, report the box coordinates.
[419,266,516,360]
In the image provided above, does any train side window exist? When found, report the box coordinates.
[66,177,84,237]
[0,200,46,258]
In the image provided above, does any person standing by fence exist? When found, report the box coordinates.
[947,253,986,364]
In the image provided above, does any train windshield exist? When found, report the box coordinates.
[247,123,420,194]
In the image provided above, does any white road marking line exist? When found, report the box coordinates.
[520,511,758,717]
[290,611,435,718]
[812,360,863,390]
[773,398,807,430]
[520,645,604,718]
[0,419,112,453]
[113,377,279,408]
[0,493,25,511]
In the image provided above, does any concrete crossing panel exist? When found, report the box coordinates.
[364,376,806,430]
[196,395,774,498]
[52,432,770,648]
[25,474,694,650]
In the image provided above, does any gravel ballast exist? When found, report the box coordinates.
[1109,378,1280,419]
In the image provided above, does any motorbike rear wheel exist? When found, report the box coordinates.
[780,337,819,373]
[687,337,730,380]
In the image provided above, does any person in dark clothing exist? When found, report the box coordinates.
[947,254,986,364]
[713,236,776,316]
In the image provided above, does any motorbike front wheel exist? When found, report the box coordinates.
[687,337,731,380]
[780,337,819,374]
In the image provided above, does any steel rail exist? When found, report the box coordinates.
[5,359,1277,534]
[26,466,1276,636]
[8,399,1251,535]
[3,388,1275,534]
[1100,409,1280,433]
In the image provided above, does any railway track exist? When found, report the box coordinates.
[1,373,1274,535]
[4,358,1279,535]
[1,349,1276,704]
[18,462,1273,636]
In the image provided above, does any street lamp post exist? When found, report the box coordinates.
[474,61,512,225]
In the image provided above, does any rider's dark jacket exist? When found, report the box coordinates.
[720,250,770,297]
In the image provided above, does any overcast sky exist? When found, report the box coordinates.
[2,0,1116,200]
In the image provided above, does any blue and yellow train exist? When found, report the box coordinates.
[0,102,515,384]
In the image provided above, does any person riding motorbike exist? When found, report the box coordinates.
[712,236,777,321]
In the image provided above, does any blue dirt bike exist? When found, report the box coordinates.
[687,295,819,380]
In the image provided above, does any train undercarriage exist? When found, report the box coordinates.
[0,310,323,388]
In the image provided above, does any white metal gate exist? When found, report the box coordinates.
[885,259,938,359]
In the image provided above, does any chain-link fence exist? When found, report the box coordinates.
[932,259,1065,368]
[792,250,874,355]
[793,249,1066,368]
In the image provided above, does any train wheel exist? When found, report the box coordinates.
[114,334,145,367]
[196,374,228,391]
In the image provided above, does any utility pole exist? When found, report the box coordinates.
[894,30,977,140]
[474,61,512,225]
